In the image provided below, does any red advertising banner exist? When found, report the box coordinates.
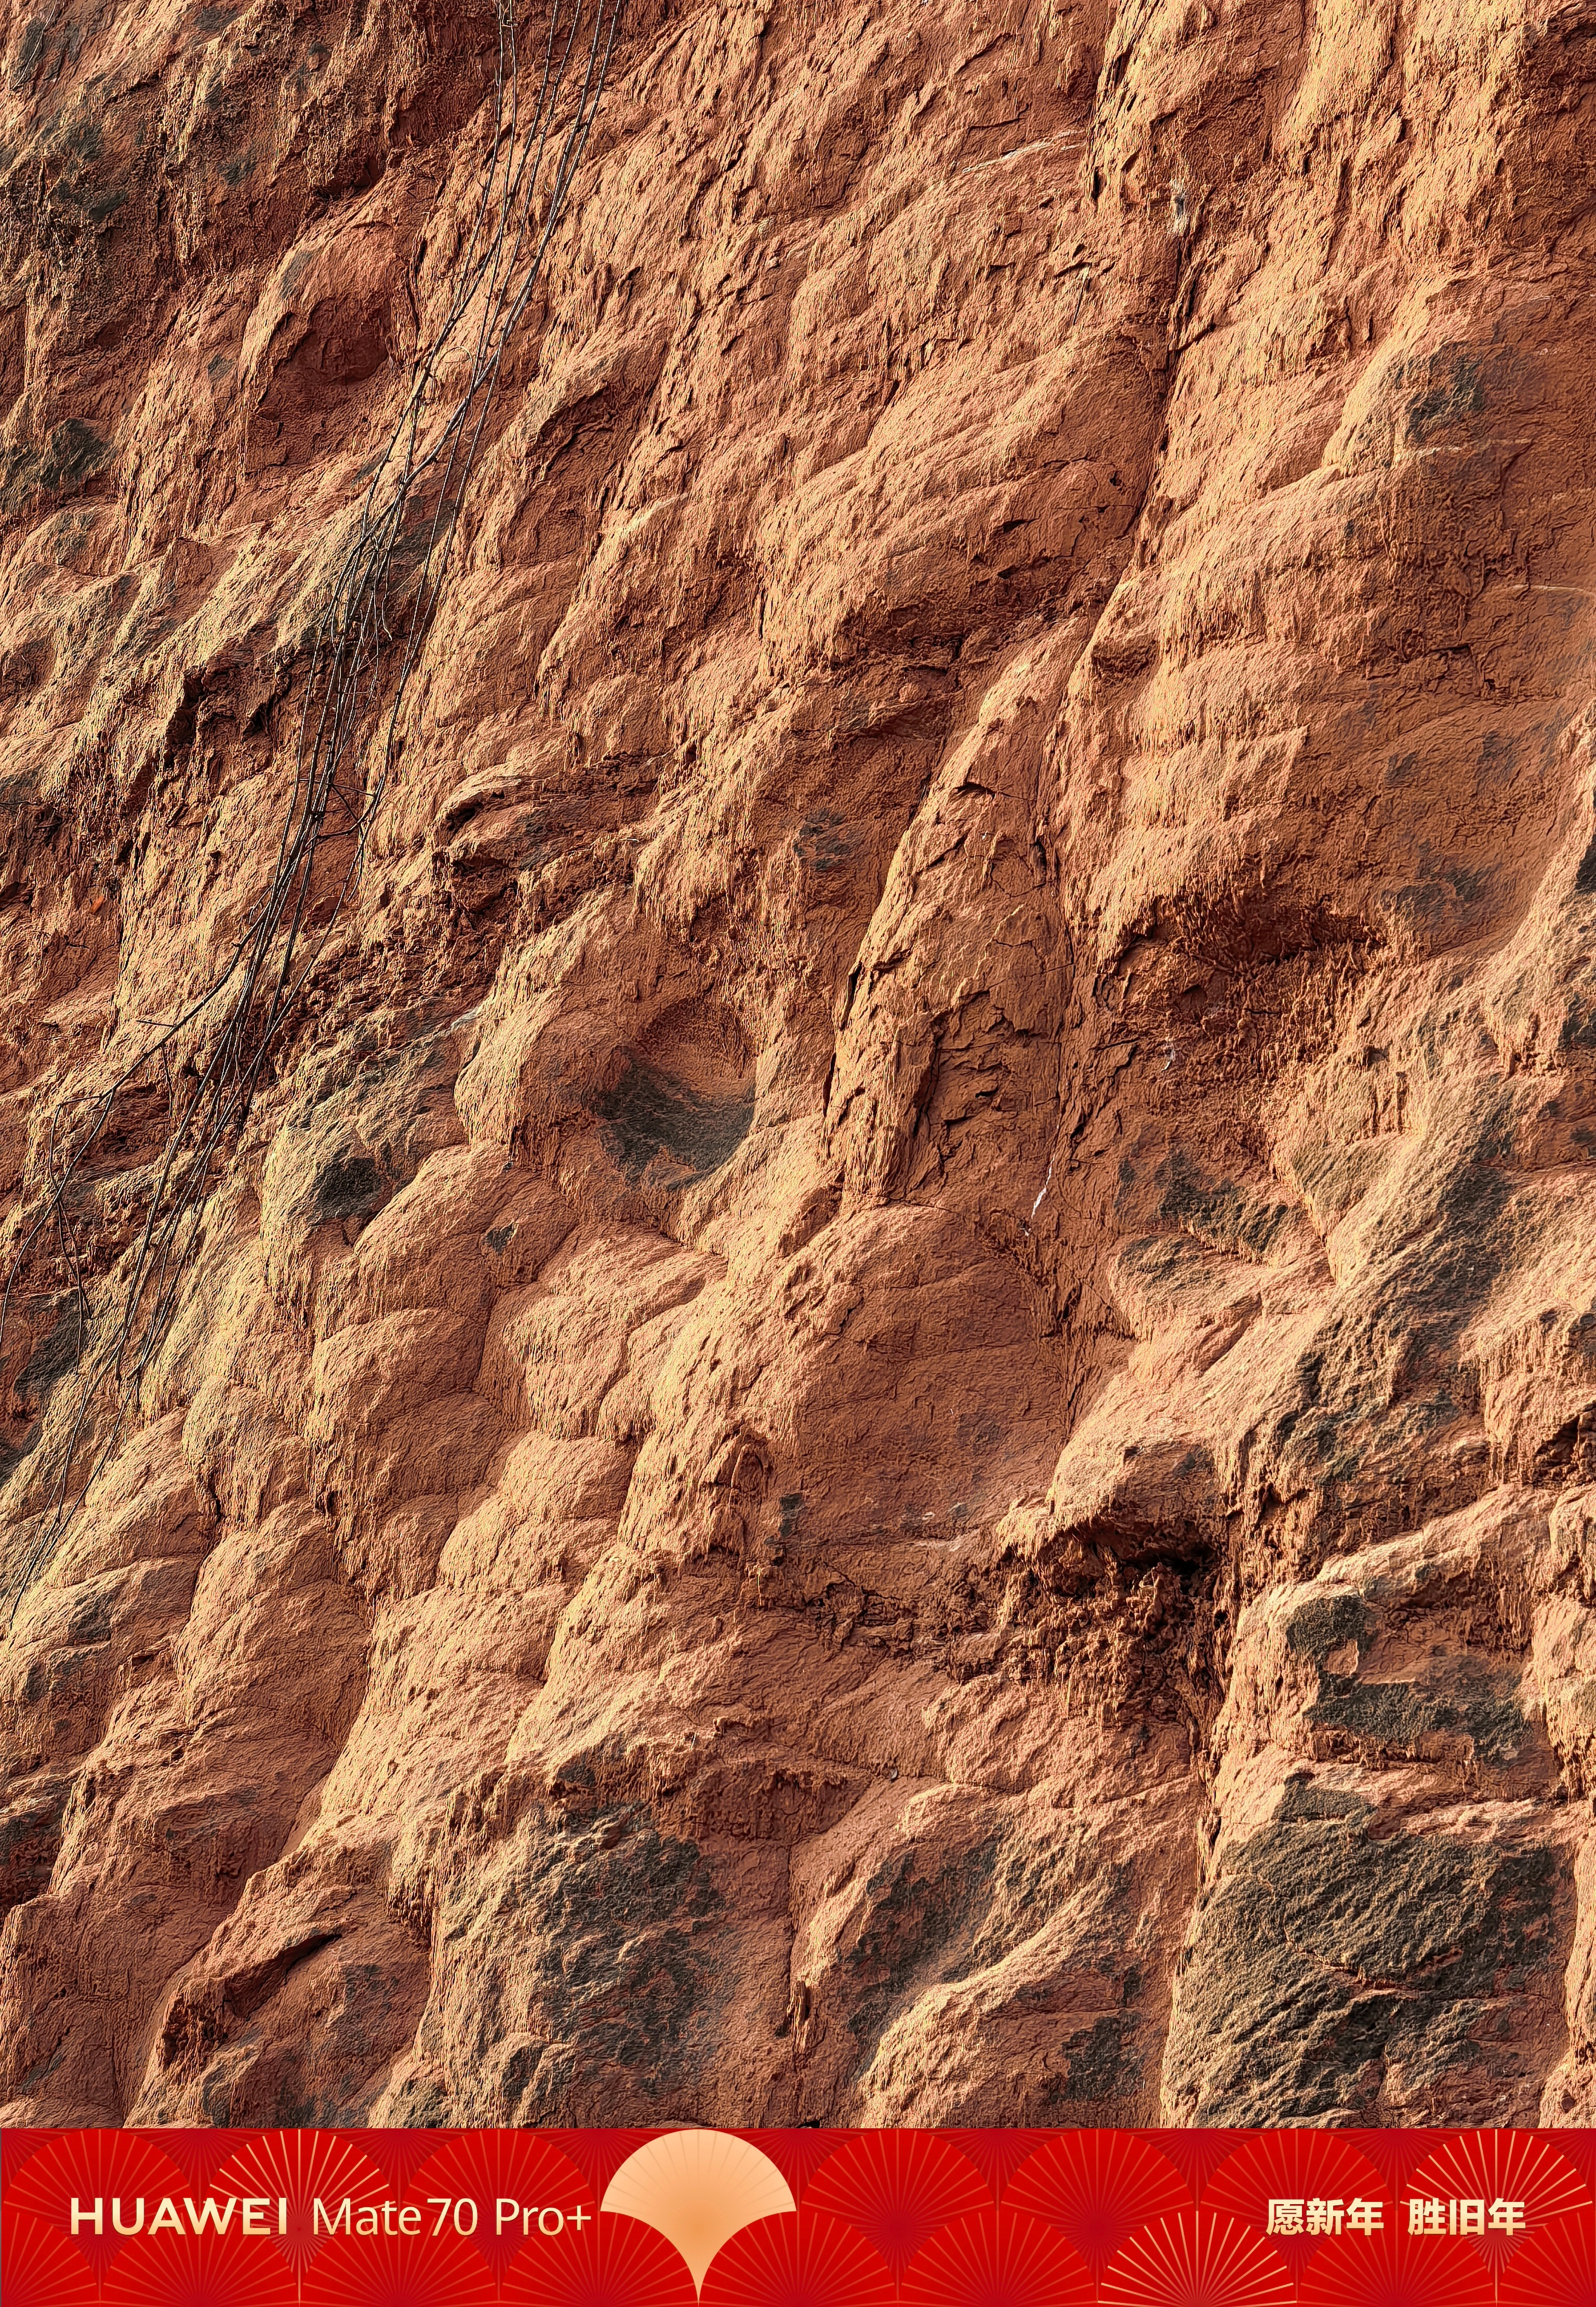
[5,2126,1595,2305]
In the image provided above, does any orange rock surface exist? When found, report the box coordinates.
[3,0,1596,2127]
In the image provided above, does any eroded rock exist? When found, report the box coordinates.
[2,0,1596,2127]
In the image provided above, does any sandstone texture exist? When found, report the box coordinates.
[2,0,1596,2130]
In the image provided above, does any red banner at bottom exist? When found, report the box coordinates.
[5,2127,1595,2304]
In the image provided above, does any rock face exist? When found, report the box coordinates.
[2,0,1596,2129]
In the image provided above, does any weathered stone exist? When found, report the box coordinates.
[2,0,1595,2128]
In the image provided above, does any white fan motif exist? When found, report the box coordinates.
[601,2129,796,2294]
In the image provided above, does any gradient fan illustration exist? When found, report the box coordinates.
[9,2121,1596,2306]
[601,2131,796,2296]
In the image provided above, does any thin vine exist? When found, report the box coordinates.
[1,0,625,1618]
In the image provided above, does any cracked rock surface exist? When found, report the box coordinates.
[4,0,1596,2126]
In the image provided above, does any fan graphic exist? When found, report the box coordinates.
[504,2209,698,2307]
[1203,2132,1387,2276]
[147,2129,241,2194]
[0,2125,58,2194]
[803,2129,990,2274]
[560,2130,667,2199]
[1550,2130,1596,2191]
[1,2209,99,2307]
[1007,2128,1193,2274]
[1299,2224,1497,2307]
[1100,2209,1295,2306]
[12,2121,1596,2305]
[101,2223,301,2307]
[743,2132,851,2204]
[1341,2131,1452,2197]
[408,2129,592,2276]
[1142,2133,1253,2199]
[701,2208,896,2307]
[0,2128,188,2279]
[1405,2129,1588,2270]
[1500,2216,1596,2306]
[301,2223,499,2307]
[343,2126,453,2194]
[601,2130,796,2296]
[208,2128,391,2276]
[942,2131,1057,2197]
[899,2207,1094,2307]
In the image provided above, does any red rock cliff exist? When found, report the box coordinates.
[2,0,1595,2128]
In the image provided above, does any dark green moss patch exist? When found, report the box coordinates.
[844,1837,999,2051]
[1,419,111,512]
[1285,1591,1373,1663]
[312,1151,383,1226]
[596,1059,754,1187]
[1054,2010,1145,2102]
[437,1805,725,2125]
[1156,1151,1296,1263]
[1165,1804,1565,2124]
[1308,1660,1524,1766]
